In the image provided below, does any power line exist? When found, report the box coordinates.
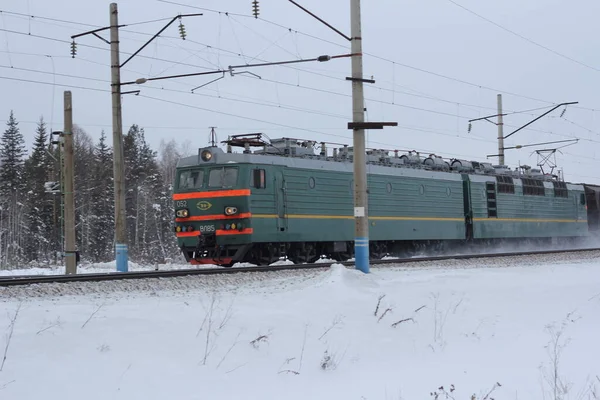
[0,9,176,29]
[155,0,596,109]
[4,30,597,146]
[6,5,600,115]
[0,28,497,122]
[0,55,475,123]
[0,27,216,72]
[0,63,503,146]
[4,9,599,146]
[208,12,546,116]
[2,9,595,179]
[137,92,357,139]
[0,75,108,92]
[500,121,600,145]
[551,116,600,137]
[1,10,226,70]
[0,79,586,172]
[6,7,599,116]
[0,17,483,117]
[445,0,600,73]
[156,1,249,18]
[0,64,107,83]
[233,73,478,119]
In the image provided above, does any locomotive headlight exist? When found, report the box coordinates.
[200,149,212,162]
[224,206,238,216]
[176,208,189,218]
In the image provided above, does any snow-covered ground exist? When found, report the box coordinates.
[0,256,599,399]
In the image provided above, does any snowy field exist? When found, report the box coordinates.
[0,255,599,399]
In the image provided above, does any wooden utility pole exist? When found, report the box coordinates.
[110,3,128,272]
[63,91,77,274]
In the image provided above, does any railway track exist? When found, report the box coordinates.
[1,247,599,287]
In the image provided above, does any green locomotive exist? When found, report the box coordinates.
[173,134,596,266]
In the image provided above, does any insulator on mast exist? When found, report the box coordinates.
[70,40,77,58]
[252,0,260,18]
[178,20,187,40]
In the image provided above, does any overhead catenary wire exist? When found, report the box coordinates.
[0,71,500,157]
[0,27,217,72]
[153,0,600,111]
[444,0,600,74]
[0,59,475,123]
[0,83,593,176]
[2,6,599,172]
[3,36,597,147]
[4,51,599,147]
[0,27,506,121]
[0,9,176,29]
[0,75,108,92]
[3,8,600,117]
[4,5,600,115]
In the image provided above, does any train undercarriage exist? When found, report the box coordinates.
[181,235,591,267]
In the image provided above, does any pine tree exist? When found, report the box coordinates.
[72,125,95,261]
[137,131,164,262]
[0,111,27,266]
[0,111,26,195]
[23,117,54,262]
[123,124,174,262]
[89,131,114,262]
[124,124,141,255]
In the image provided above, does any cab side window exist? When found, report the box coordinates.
[252,169,266,189]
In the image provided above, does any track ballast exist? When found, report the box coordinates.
[1,247,599,287]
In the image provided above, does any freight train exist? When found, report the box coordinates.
[172,134,600,266]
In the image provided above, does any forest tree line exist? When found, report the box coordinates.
[0,111,191,268]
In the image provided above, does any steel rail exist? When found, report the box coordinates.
[1,247,599,287]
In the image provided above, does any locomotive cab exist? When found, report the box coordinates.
[173,146,254,266]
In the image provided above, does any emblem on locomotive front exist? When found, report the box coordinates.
[196,201,212,211]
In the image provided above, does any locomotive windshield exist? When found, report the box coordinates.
[178,169,204,190]
[208,167,238,188]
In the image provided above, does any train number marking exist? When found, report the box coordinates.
[175,200,188,208]
[198,225,216,233]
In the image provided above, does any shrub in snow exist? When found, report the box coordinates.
[320,348,344,371]
[250,334,269,349]
[320,350,333,370]
[430,383,501,400]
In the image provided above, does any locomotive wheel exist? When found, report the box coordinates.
[247,248,263,265]
[248,245,278,266]
[369,242,389,260]
[288,243,320,264]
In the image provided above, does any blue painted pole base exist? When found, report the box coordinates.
[116,243,129,272]
[354,237,370,273]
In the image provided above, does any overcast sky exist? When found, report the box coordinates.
[1,0,599,184]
